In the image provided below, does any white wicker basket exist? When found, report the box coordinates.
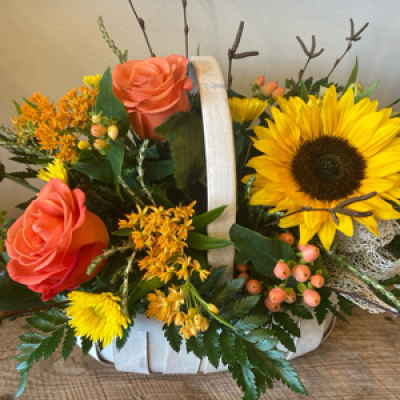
[84,56,335,373]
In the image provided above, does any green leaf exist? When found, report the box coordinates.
[151,184,174,208]
[186,334,205,359]
[343,56,358,92]
[288,304,313,320]
[192,205,227,230]
[144,160,174,182]
[314,288,332,325]
[355,81,378,102]
[17,343,39,353]
[274,313,300,337]
[230,224,296,278]
[272,325,296,353]
[62,327,77,360]
[72,158,114,184]
[391,288,400,298]
[222,296,261,320]
[112,228,133,236]
[164,322,182,353]
[80,337,93,356]
[43,327,64,361]
[105,138,124,187]
[155,112,205,189]
[34,309,68,325]
[380,275,400,285]
[203,320,221,368]
[245,328,276,344]
[25,317,57,333]
[208,278,245,308]
[187,231,233,250]
[95,67,129,137]
[328,306,349,323]
[128,277,163,306]
[116,322,133,351]
[18,332,47,344]
[220,330,236,365]
[235,336,248,365]
[299,80,309,103]
[13,100,22,115]
[0,270,45,312]
[338,294,353,316]
[241,366,259,400]
[234,315,270,331]
[15,369,28,398]
[313,255,330,278]
[197,266,226,295]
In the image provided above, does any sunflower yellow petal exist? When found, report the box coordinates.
[367,152,400,177]
[320,85,338,135]
[318,219,337,250]
[336,213,354,237]
[279,211,304,228]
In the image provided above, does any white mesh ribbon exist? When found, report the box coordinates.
[325,219,400,314]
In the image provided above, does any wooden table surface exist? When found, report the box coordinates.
[1,307,399,400]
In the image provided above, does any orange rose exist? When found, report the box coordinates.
[112,55,193,140]
[6,179,109,301]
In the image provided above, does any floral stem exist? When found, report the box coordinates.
[181,0,189,59]
[136,139,156,206]
[97,16,128,63]
[118,176,145,207]
[121,251,136,316]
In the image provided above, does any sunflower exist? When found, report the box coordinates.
[247,85,400,249]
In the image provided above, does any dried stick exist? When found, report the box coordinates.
[265,191,377,227]
[181,0,189,59]
[227,21,259,90]
[326,18,369,80]
[127,0,156,57]
[0,301,69,322]
[296,35,324,84]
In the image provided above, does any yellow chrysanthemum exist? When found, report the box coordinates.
[83,74,102,88]
[66,291,130,346]
[247,85,400,250]
[229,97,267,124]
[37,159,68,184]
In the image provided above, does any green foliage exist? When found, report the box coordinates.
[192,205,227,230]
[105,138,125,188]
[338,295,353,316]
[95,67,129,136]
[288,304,313,320]
[187,231,233,250]
[384,235,400,260]
[314,288,332,325]
[271,325,296,353]
[164,322,182,353]
[128,277,163,306]
[72,158,114,184]
[203,320,221,368]
[144,160,174,181]
[80,336,93,356]
[343,56,359,92]
[197,266,226,295]
[155,112,205,189]
[61,327,77,360]
[234,315,270,331]
[207,278,245,307]
[116,322,133,351]
[186,334,205,359]
[355,81,378,102]
[222,295,261,319]
[273,313,300,338]
[230,224,296,278]
[299,80,309,103]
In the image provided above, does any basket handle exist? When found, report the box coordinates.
[190,56,236,281]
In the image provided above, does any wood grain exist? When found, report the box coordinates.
[1,307,399,399]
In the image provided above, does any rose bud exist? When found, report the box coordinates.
[236,263,248,272]
[91,124,105,137]
[303,289,321,307]
[254,76,265,87]
[246,279,262,295]
[264,297,281,312]
[292,264,311,283]
[237,272,250,285]
[268,287,286,304]
[285,291,297,304]
[302,245,320,263]
[279,232,295,246]
[311,275,324,288]
[260,80,277,96]
[107,125,119,140]
[272,87,285,100]
[273,261,291,280]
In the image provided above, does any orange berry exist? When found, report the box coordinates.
[273,261,291,280]
[271,87,285,100]
[91,124,105,137]
[311,275,324,288]
[302,245,320,263]
[254,76,265,87]
[268,287,286,304]
[292,264,311,283]
[94,139,106,150]
[260,80,277,96]
[303,289,321,307]
[297,243,309,251]
[246,279,262,295]
[264,297,281,312]
[285,291,297,304]
[279,232,295,246]
[237,272,250,285]
[236,263,248,272]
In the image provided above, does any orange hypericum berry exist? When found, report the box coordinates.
[279,232,295,246]
[273,261,291,280]
[246,279,262,295]
[260,80,277,96]
[297,243,309,251]
[302,245,320,263]
[311,275,324,288]
[94,139,106,150]
[271,87,285,100]
[264,297,281,312]
[91,124,105,137]
[268,287,286,304]
[254,76,265,87]
[303,289,321,307]
[236,263,248,272]
[292,264,311,283]
[237,272,250,285]
[107,125,119,140]
[285,291,297,304]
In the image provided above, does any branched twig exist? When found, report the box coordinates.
[121,251,136,316]
[227,21,259,90]
[118,176,145,207]
[265,191,377,227]
[0,300,69,322]
[127,0,155,57]
[136,139,156,206]
[325,287,400,318]
[296,35,324,84]
[326,18,369,80]
[181,0,189,59]
[98,16,128,63]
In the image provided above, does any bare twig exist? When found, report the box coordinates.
[181,0,189,59]
[296,35,324,84]
[127,0,156,57]
[227,21,259,90]
[0,300,69,322]
[326,18,369,80]
[264,191,377,227]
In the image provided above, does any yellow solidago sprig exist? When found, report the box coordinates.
[229,97,267,125]
[66,291,130,347]
[83,74,102,89]
[37,159,68,184]
[118,203,210,283]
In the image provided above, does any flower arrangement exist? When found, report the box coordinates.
[1,3,400,399]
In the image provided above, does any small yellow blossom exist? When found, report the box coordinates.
[37,159,68,184]
[83,74,102,88]
[229,97,267,124]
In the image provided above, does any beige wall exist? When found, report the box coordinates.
[1,0,399,218]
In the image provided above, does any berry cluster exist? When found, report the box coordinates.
[252,76,285,102]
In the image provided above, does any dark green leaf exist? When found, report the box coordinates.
[241,365,259,400]
[328,306,349,323]
[230,224,296,278]
[380,275,400,285]
[151,184,174,208]
[203,320,221,368]
[144,160,174,181]
[112,228,133,236]
[14,353,30,362]
[17,343,39,353]
[187,231,233,250]
[197,266,226,295]
[186,334,205,359]
[272,325,296,353]
[299,80,309,103]
[222,296,261,320]
[288,304,313,320]
[18,332,47,344]
[13,100,22,115]
[43,327,64,361]
[192,205,227,230]
[155,112,205,189]
[25,317,57,333]
[391,288,400,298]
[313,255,330,278]
[343,56,358,92]
[164,322,182,353]
[355,81,378,102]
[62,327,77,360]
[234,315,270,331]
[245,328,276,344]
[208,278,245,308]
[235,336,248,365]
[220,329,236,365]
[128,277,163,306]
[34,309,68,325]
[116,322,133,351]
[274,313,300,337]
[95,67,129,137]
[314,288,332,325]
[105,138,125,187]
[72,158,114,184]
[338,294,353,316]
[80,337,93,356]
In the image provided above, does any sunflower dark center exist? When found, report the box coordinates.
[290,136,366,201]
